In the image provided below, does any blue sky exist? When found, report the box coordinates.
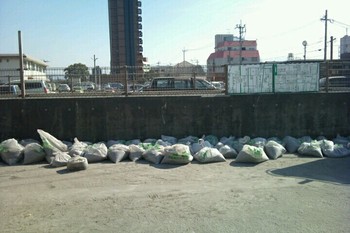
[0,0,349,67]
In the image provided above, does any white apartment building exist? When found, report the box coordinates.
[0,54,48,84]
[207,34,260,81]
[340,35,350,60]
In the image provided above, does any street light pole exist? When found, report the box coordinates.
[302,41,307,60]
[92,55,98,86]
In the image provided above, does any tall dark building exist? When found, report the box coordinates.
[108,0,143,72]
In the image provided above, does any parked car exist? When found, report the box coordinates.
[80,82,95,91]
[102,84,115,92]
[9,80,51,94]
[72,85,84,93]
[211,81,225,90]
[108,82,124,90]
[0,84,21,95]
[147,77,216,91]
[127,83,144,93]
[319,76,350,91]
[57,84,71,93]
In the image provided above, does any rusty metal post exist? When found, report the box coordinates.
[18,31,25,98]
[124,66,128,97]
[224,65,228,95]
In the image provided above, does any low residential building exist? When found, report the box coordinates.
[0,54,48,84]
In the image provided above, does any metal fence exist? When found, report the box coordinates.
[0,61,349,98]
[0,65,224,98]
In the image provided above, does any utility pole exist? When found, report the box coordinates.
[320,10,333,61]
[18,30,25,98]
[235,21,246,66]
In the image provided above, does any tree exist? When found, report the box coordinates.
[64,63,89,84]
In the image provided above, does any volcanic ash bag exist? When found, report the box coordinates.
[83,143,108,163]
[297,141,323,158]
[194,147,226,163]
[161,135,177,145]
[108,144,130,163]
[129,144,145,162]
[283,136,301,153]
[219,145,238,159]
[236,145,269,163]
[51,151,71,167]
[248,137,267,148]
[161,144,193,164]
[37,129,68,163]
[69,138,89,157]
[320,140,350,158]
[0,138,24,165]
[264,141,286,160]
[37,129,68,153]
[67,156,88,171]
[142,146,164,164]
[23,143,46,165]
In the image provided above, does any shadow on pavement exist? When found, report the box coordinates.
[267,157,350,185]
[230,161,261,167]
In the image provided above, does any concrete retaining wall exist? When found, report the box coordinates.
[0,93,349,142]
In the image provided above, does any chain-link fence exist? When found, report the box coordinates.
[1,61,349,98]
[0,65,224,98]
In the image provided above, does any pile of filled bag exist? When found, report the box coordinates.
[0,129,349,171]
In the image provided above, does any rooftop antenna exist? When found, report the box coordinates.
[235,20,246,66]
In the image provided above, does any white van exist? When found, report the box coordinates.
[9,80,51,94]
[319,76,350,91]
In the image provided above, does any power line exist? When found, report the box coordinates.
[333,20,350,28]
[258,19,318,40]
